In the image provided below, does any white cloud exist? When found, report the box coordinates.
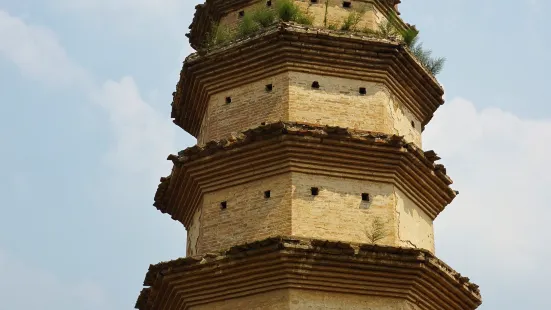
[0,249,114,310]
[0,10,180,307]
[0,10,90,88]
[0,10,176,179]
[58,0,184,15]
[51,0,202,35]
[426,98,551,283]
[90,77,176,181]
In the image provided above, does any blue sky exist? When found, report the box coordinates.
[0,0,549,309]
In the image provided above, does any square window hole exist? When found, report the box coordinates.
[265,84,273,92]
[311,81,320,89]
[238,11,245,18]
[359,87,367,95]
[311,187,319,196]
[266,0,272,6]
[225,97,232,104]
[362,193,370,201]
[264,190,271,198]
[311,0,318,3]
[343,1,352,8]
[220,201,227,209]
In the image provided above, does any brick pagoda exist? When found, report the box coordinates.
[136,1,482,309]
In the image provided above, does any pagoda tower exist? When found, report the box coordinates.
[136,1,482,309]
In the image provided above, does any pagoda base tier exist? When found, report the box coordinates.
[136,237,481,310]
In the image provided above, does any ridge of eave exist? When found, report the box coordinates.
[136,236,481,310]
[173,121,450,183]
[152,122,455,225]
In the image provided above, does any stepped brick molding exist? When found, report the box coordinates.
[156,121,454,225]
[172,22,444,139]
[135,236,482,310]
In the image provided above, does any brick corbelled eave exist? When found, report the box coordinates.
[153,122,455,227]
[173,22,444,138]
[136,236,481,310]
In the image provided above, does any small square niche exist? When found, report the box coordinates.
[225,97,232,104]
[311,81,320,89]
[264,190,271,199]
[343,1,352,8]
[359,87,367,95]
[265,84,273,92]
[266,0,272,6]
[220,201,227,210]
[362,193,370,202]
[311,187,319,196]
[238,11,245,18]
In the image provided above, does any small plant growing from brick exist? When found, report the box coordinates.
[340,4,366,31]
[204,0,313,48]
[364,216,389,244]
[362,11,446,75]
[275,0,314,24]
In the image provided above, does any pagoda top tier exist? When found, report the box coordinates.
[187,0,405,50]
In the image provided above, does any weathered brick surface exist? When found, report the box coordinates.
[196,173,293,254]
[291,172,397,247]
[190,171,434,255]
[288,72,422,146]
[289,289,422,310]
[199,71,422,146]
[198,72,289,145]
[191,290,290,310]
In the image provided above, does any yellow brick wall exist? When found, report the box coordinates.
[395,188,435,253]
[288,72,422,146]
[192,172,435,255]
[191,289,291,310]
[197,174,293,254]
[289,289,422,310]
[200,71,422,146]
[290,172,397,247]
[198,72,289,145]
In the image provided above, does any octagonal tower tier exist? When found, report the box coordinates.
[137,1,481,309]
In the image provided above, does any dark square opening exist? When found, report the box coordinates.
[343,1,352,8]
[362,193,370,201]
[238,11,245,18]
[311,187,319,196]
[311,0,318,3]
[411,120,415,128]
[225,97,232,104]
[266,0,272,6]
[359,87,367,95]
[220,201,227,209]
[311,81,320,89]
[264,190,271,198]
[265,84,273,92]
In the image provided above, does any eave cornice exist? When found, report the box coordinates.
[174,22,444,138]
[153,122,454,228]
[136,236,482,310]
